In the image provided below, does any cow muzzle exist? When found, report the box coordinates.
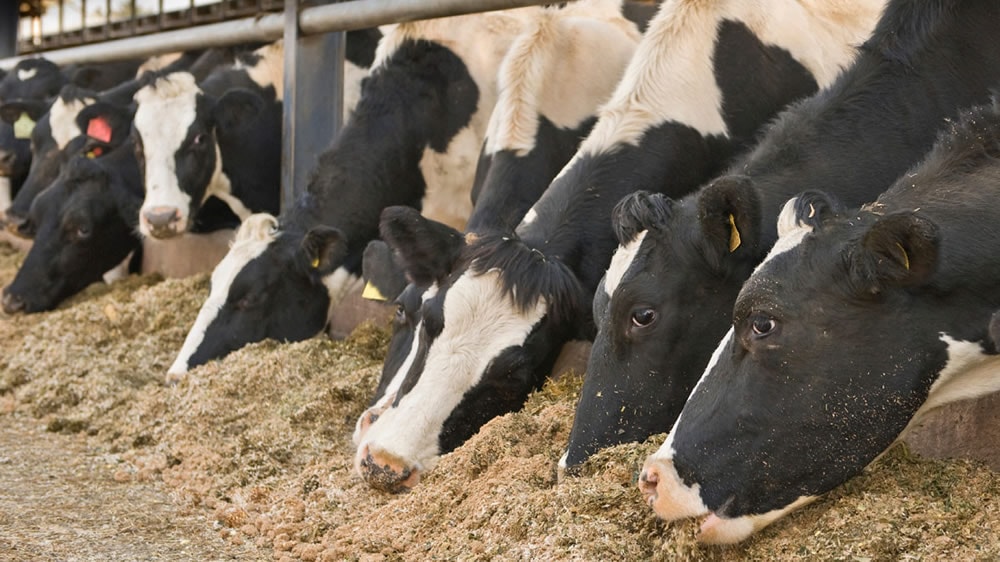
[142,205,184,239]
[2,290,26,315]
[638,456,709,522]
[355,443,421,493]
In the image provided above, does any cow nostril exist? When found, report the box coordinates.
[2,291,26,315]
[358,446,421,494]
[638,467,660,506]
[14,219,35,239]
[144,206,181,228]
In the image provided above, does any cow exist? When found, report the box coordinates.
[574,0,1000,475]
[352,0,642,460]
[351,0,885,493]
[639,96,1000,544]
[165,7,552,379]
[2,49,215,232]
[1,129,141,314]
[132,41,285,239]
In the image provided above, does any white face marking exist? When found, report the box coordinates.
[167,214,279,378]
[603,229,647,298]
[520,207,538,227]
[484,3,640,156]
[134,73,203,236]
[49,96,94,149]
[358,269,547,473]
[17,68,38,81]
[696,495,817,544]
[575,0,882,156]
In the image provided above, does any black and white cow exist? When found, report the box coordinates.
[353,0,642,463]
[352,0,884,492]
[640,96,1000,544]
[165,8,549,379]
[132,41,285,238]
[575,0,1000,475]
[1,132,141,314]
[1,50,212,231]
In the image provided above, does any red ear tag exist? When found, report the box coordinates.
[87,116,112,143]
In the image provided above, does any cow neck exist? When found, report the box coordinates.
[280,111,429,262]
[517,122,735,294]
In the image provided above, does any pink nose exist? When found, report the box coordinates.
[143,206,182,238]
[356,443,421,493]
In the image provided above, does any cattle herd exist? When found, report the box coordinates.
[0,0,999,546]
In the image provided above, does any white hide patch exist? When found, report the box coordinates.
[484,2,640,156]
[358,269,547,473]
[134,73,201,236]
[575,0,883,156]
[167,214,279,377]
[50,96,95,149]
[236,41,285,101]
[343,61,367,121]
[520,208,538,226]
[603,230,647,298]
[0,177,10,212]
[322,266,363,324]
[908,335,1000,424]
[419,125,479,231]
[17,68,38,81]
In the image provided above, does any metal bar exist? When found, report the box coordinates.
[0,0,553,70]
[281,0,298,210]
[0,2,16,58]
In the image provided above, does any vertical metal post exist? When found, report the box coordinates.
[0,2,16,57]
[282,0,346,210]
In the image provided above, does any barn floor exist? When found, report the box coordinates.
[1,238,999,561]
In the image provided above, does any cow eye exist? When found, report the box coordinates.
[74,225,92,240]
[630,307,657,328]
[192,133,207,146]
[233,294,257,311]
[750,314,777,338]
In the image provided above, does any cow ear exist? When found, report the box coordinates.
[362,240,408,302]
[234,213,279,244]
[212,88,265,133]
[0,103,22,125]
[301,226,348,276]
[697,175,762,267]
[852,211,939,294]
[76,102,135,149]
[69,66,104,89]
[612,190,673,245]
[775,190,843,238]
[379,205,465,286]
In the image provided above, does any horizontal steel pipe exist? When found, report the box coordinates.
[0,0,555,70]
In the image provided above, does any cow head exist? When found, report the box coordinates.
[166,213,358,380]
[6,93,132,237]
[133,72,265,239]
[0,58,65,103]
[2,140,141,314]
[352,207,465,450]
[636,191,951,543]
[559,177,777,472]
[354,219,583,492]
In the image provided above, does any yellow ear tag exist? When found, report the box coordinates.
[362,281,388,302]
[728,213,741,252]
[310,257,320,269]
[895,242,910,270]
[13,112,35,139]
